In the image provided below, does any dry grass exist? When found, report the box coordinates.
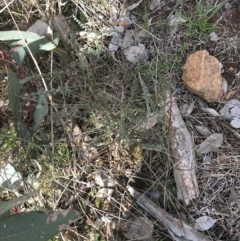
[1,0,240,240]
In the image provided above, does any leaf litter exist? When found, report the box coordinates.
[220,99,240,128]
[201,107,221,117]
[197,133,223,154]
[108,1,149,63]
[195,125,212,137]
[169,14,187,27]
[92,170,116,187]
[150,0,161,11]
[3,1,240,240]
[123,216,154,240]
[93,1,239,238]
[194,216,217,231]
[180,101,194,116]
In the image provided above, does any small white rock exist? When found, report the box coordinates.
[92,170,116,187]
[210,32,218,42]
[95,188,114,199]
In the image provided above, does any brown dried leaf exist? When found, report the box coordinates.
[195,126,212,137]
[27,20,52,38]
[186,101,195,116]
[218,153,231,164]
[140,113,158,130]
[197,133,223,154]
[121,30,135,49]
[222,77,228,94]
[123,216,154,240]
[126,0,143,10]
[72,124,82,145]
[53,14,69,40]
[225,90,236,100]
[194,216,217,231]
[201,107,221,117]
[92,170,116,187]
[123,44,148,63]
[150,0,161,10]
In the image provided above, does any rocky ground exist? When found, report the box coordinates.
[1,0,240,240]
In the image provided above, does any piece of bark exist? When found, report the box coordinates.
[127,186,211,241]
[230,187,240,211]
[165,92,199,205]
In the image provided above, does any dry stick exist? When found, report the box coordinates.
[165,92,199,206]
[0,0,14,13]
[47,1,55,164]
[230,187,240,211]
[127,186,211,241]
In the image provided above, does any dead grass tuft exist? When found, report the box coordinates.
[1,0,240,240]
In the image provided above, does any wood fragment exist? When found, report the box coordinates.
[165,92,199,205]
[230,187,240,211]
[127,185,211,241]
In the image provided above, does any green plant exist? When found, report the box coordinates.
[94,232,104,241]
[0,31,60,67]
[180,0,224,39]
[189,218,195,228]
[0,191,81,241]
[55,143,71,165]
[0,28,60,135]
[180,41,190,57]
[0,28,81,240]
[195,150,203,157]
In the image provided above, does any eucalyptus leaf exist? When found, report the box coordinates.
[40,34,59,51]
[0,191,36,216]
[0,31,39,41]
[194,216,217,231]
[197,133,223,154]
[201,107,221,117]
[195,125,212,137]
[20,122,32,146]
[123,216,154,240]
[10,46,26,67]
[38,129,52,160]
[19,76,32,85]
[9,39,27,48]
[33,93,48,132]
[25,34,59,54]
[7,69,20,131]
[0,210,81,241]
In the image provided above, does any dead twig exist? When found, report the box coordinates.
[165,92,199,205]
[127,185,211,241]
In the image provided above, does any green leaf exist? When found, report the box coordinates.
[19,76,32,85]
[33,93,48,132]
[0,72,7,82]
[207,1,224,20]
[25,34,59,55]
[0,31,59,55]
[20,122,32,146]
[38,129,52,160]
[7,69,20,132]
[0,191,36,216]
[10,47,26,67]
[0,210,81,241]
[9,39,26,48]
[41,34,60,51]
[0,31,39,41]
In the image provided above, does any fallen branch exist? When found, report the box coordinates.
[127,186,211,241]
[165,92,199,205]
